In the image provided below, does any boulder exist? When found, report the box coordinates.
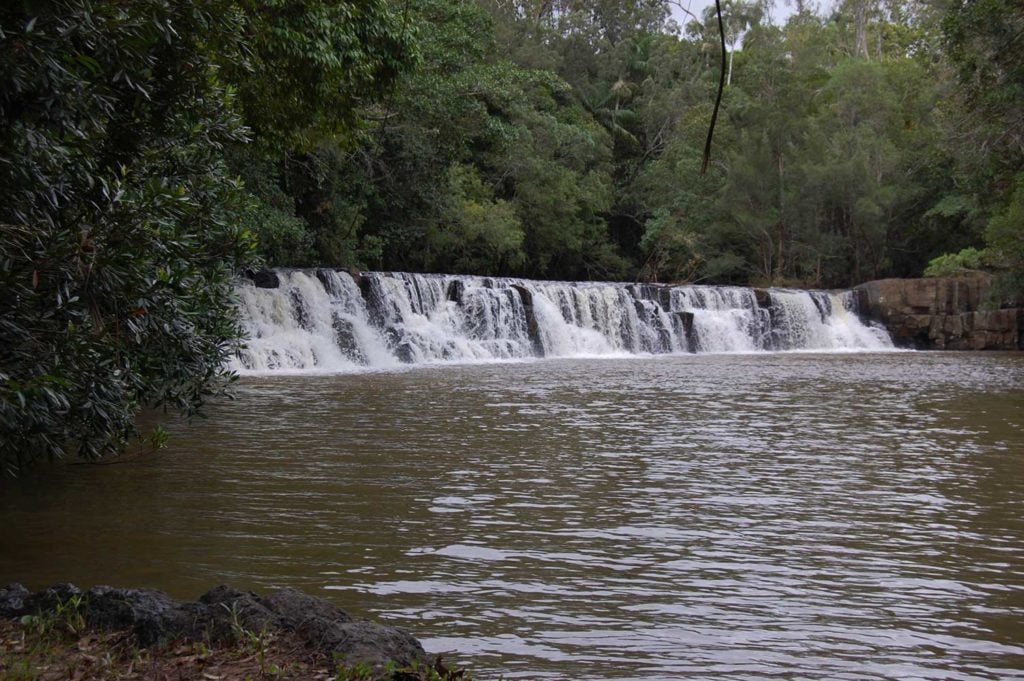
[199,585,278,642]
[0,583,30,618]
[1,583,428,671]
[324,620,426,670]
[84,586,198,646]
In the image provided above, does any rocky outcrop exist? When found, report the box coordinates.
[855,275,1023,350]
[0,583,425,671]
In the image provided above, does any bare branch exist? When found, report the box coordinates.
[700,0,727,175]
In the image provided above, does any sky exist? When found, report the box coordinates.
[668,0,799,32]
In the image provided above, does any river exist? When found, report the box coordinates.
[2,351,1023,679]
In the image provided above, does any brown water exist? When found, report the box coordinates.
[2,352,1024,679]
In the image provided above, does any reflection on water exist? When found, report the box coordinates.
[2,352,1024,679]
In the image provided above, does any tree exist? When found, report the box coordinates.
[0,0,416,473]
[925,0,1024,298]
[0,0,255,472]
[220,0,416,153]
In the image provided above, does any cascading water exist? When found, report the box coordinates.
[231,270,894,373]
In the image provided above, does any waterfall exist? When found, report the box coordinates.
[231,270,894,373]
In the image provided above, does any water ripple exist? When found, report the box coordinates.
[1,352,1023,679]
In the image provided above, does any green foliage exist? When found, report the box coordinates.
[334,655,474,681]
[221,0,418,152]
[235,0,1004,291]
[0,0,258,473]
[432,164,525,274]
[0,0,419,472]
[19,594,86,640]
[984,175,1024,301]
[925,1,1024,298]
[923,247,986,277]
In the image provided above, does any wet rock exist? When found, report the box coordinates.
[359,275,388,329]
[332,315,366,364]
[752,288,771,308]
[512,284,544,356]
[245,269,280,289]
[0,583,30,617]
[673,311,697,353]
[315,268,335,292]
[395,341,416,363]
[289,290,311,331]
[446,279,466,305]
[1,584,428,670]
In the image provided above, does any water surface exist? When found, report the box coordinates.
[2,352,1023,679]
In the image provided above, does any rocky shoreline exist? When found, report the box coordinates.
[0,583,449,679]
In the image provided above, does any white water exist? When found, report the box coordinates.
[231,270,894,373]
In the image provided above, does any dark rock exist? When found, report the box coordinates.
[199,585,277,641]
[752,288,771,308]
[395,341,416,364]
[446,279,466,305]
[261,587,353,647]
[324,620,426,671]
[289,290,310,331]
[359,275,388,329]
[674,311,697,353]
[263,588,352,627]
[315,268,336,292]
[246,269,280,289]
[2,583,427,671]
[332,315,366,364]
[23,583,82,615]
[511,284,544,356]
[0,583,30,617]
[84,586,194,646]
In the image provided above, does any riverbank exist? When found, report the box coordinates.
[0,583,469,680]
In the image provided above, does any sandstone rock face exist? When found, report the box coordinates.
[855,275,1023,350]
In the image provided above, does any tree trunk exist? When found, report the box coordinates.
[774,153,785,281]
[853,1,869,59]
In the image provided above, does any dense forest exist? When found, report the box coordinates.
[228,0,1023,291]
[1,0,1021,470]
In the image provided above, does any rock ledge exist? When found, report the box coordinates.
[0,583,425,671]
[855,275,1023,350]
